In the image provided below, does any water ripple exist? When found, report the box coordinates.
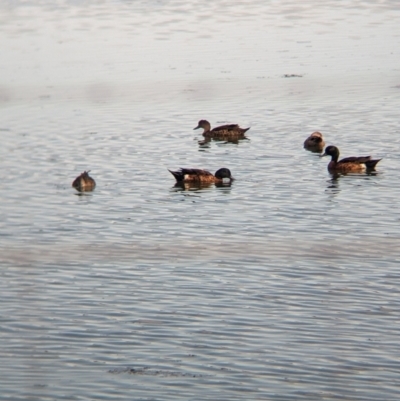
[1,0,400,400]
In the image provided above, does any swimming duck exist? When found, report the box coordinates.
[321,146,381,173]
[304,131,325,152]
[168,168,233,184]
[194,120,250,139]
[72,171,96,192]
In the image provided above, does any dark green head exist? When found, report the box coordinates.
[321,145,340,161]
[194,120,211,131]
[214,168,233,181]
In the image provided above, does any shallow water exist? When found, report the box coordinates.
[1,1,400,400]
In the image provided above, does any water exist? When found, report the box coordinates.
[1,1,400,400]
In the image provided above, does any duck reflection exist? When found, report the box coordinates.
[172,182,213,192]
[327,173,340,188]
[172,181,232,192]
[325,169,379,196]
[324,174,341,199]
[198,135,249,147]
[328,168,380,180]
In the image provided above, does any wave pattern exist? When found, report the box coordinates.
[1,0,400,400]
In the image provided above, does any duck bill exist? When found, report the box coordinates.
[193,125,200,130]
[320,152,328,158]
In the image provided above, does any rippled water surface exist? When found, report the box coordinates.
[1,1,400,399]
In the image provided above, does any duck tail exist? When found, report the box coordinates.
[242,127,250,134]
[365,159,382,170]
[168,169,183,182]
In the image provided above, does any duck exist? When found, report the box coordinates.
[194,120,250,139]
[321,146,381,173]
[72,171,96,192]
[304,131,325,152]
[168,168,234,184]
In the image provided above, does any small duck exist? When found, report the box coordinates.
[168,168,234,184]
[72,171,96,192]
[194,120,250,139]
[321,146,381,173]
[304,131,325,152]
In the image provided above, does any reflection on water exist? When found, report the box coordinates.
[198,136,249,146]
[171,182,214,192]
[172,181,233,192]
[325,170,382,197]
[325,176,341,196]
[1,0,400,400]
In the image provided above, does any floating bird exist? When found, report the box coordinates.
[304,131,325,153]
[321,146,381,173]
[72,171,96,192]
[168,168,233,184]
[194,120,250,139]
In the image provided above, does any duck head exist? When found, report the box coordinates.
[321,146,339,160]
[309,132,323,143]
[194,120,211,132]
[214,168,233,182]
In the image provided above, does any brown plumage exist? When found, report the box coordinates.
[321,146,381,173]
[194,120,250,139]
[168,168,233,184]
[72,171,96,192]
[304,131,325,153]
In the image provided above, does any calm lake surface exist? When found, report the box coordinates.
[1,1,400,400]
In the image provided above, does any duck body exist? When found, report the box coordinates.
[321,146,381,173]
[194,120,250,139]
[304,131,325,152]
[72,171,96,191]
[168,168,233,184]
